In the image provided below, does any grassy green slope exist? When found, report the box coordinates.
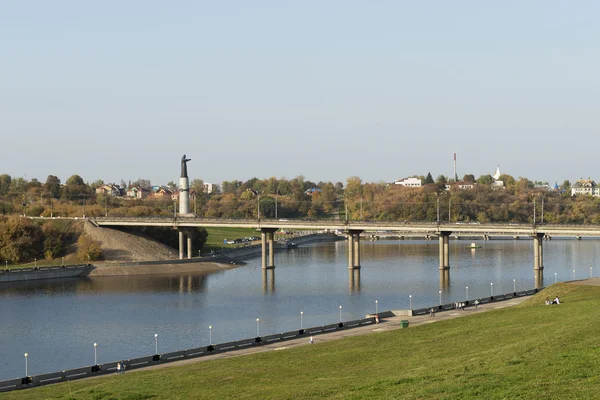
[202,227,261,252]
[4,283,600,400]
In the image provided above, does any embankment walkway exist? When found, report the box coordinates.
[142,295,530,372]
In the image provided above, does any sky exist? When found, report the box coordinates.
[1,1,599,187]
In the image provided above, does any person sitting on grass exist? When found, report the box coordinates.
[554,296,560,305]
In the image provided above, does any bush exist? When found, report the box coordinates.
[76,234,103,261]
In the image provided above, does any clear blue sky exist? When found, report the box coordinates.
[1,1,598,186]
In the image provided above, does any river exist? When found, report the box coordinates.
[0,238,597,380]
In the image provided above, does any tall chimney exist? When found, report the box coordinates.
[453,153,458,181]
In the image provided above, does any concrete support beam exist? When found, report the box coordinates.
[260,228,278,269]
[346,230,363,269]
[187,235,192,259]
[261,231,267,269]
[179,230,184,260]
[438,231,451,270]
[533,233,544,270]
[348,235,354,269]
[268,231,275,268]
[353,233,361,269]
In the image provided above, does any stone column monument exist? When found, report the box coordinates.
[179,154,191,215]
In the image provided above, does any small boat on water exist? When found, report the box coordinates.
[466,243,482,249]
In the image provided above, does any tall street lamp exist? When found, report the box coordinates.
[513,279,516,293]
[209,326,212,345]
[436,194,440,224]
[409,295,412,310]
[24,353,28,377]
[256,318,260,337]
[339,305,343,323]
[375,300,379,316]
[466,286,469,301]
[300,312,304,330]
[490,282,494,297]
[438,290,442,305]
[94,343,97,365]
[154,333,158,354]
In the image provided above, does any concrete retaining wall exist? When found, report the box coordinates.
[0,265,94,283]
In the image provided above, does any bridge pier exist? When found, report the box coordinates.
[178,229,193,260]
[438,231,451,270]
[533,233,544,271]
[179,230,184,259]
[261,228,278,269]
[346,230,363,269]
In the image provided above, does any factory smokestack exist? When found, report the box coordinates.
[453,153,458,182]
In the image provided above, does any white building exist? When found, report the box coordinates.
[203,183,214,194]
[445,181,475,190]
[571,179,600,196]
[394,177,422,187]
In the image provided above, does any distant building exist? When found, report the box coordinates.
[150,187,173,198]
[445,181,475,190]
[492,165,504,188]
[126,186,148,199]
[203,183,214,194]
[571,179,600,196]
[95,184,121,197]
[394,177,422,187]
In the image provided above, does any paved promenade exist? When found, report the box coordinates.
[142,295,529,372]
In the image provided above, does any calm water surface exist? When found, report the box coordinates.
[1,239,598,380]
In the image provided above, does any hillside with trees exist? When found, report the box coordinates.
[1,171,598,265]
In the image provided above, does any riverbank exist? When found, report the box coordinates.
[89,257,242,276]
[5,280,600,399]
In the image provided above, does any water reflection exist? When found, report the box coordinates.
[439,269,450,290]
[262,269,275,294]
[535,270,544,289]
[0,273,211,296]
[348,268,361,293]
[1,239,598,381]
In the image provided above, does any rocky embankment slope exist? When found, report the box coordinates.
[84,221,177,261]
[83,222,240,276]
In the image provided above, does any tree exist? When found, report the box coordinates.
[345,177,363,200]
[66,175,85,186]
[167,181,177,191]
[424,173,434,185]
[498,174,516,186]
[76,234,103,261]
[90,179,104,190]
[0,174,11,195]
[44,175,61,198]
[132,179,152,189]
[436,175,447,185]
[463,174,475,182]
[477,174,494,185]
[62,175,88,200]
[190,179,205,194]
[0,216,44,263]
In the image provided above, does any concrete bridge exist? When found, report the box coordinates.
[87,217,600,276]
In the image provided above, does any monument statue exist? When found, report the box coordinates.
[181,154,191,178]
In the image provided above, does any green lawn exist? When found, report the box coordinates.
[4,283,600,399]
[202,227,262,252]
